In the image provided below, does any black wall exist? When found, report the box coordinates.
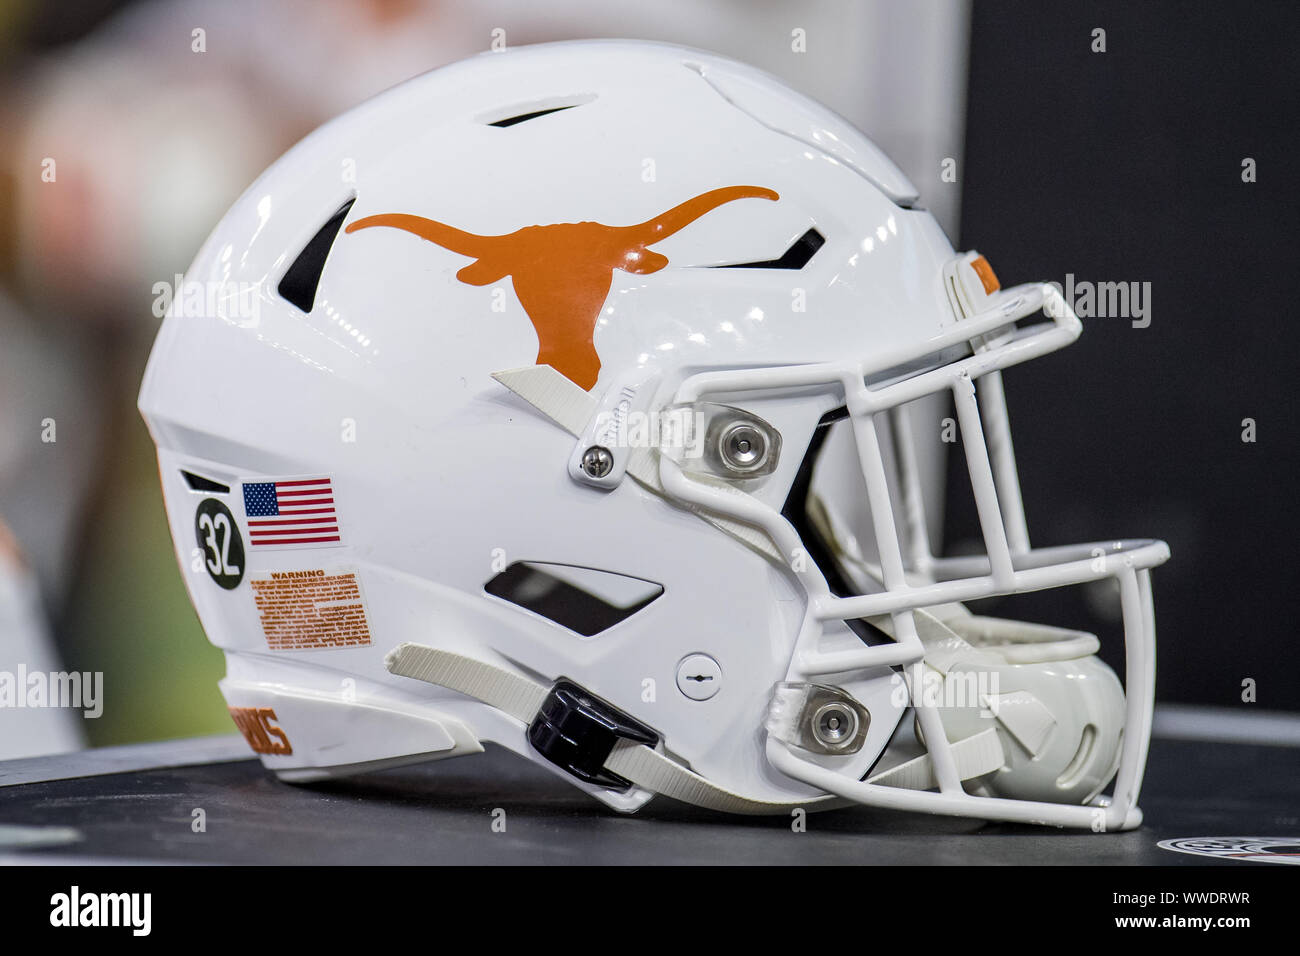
[953,1,1299,709]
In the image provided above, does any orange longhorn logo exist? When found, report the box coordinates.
[345,185,779,390]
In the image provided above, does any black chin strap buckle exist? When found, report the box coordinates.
[527,679,659,791]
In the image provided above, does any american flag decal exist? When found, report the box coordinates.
[241,477,342,549]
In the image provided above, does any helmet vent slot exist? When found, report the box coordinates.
[712,227,824,270]
[278,197,356,313]
[181,470,230,494]
[483,95,596,128]
[488,106,574,128]
[484,561,663,637]
[781,407,892,647]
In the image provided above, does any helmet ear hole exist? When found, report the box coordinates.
[484,561,663,637]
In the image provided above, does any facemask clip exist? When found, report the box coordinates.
[660,403,782,480]
[766,682,870,756]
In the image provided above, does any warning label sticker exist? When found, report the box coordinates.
[250,568,372,651]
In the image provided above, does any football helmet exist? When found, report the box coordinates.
[139,40,1168,829]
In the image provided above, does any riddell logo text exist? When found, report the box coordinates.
[50,886,151,936]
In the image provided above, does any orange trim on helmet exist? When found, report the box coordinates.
[970,255,1000,294]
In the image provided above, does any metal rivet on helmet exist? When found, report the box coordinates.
[811,701,860,751]
[717,421,770,475]
[580,446,614,479]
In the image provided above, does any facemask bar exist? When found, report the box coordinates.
[657,282,1169,830]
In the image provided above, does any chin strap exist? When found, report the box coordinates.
[386,642,1005,814]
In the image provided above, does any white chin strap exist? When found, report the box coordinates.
[385,643,1004,815]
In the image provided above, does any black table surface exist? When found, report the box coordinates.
[0,727,1295,865]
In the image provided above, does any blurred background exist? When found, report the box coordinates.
[0,0,1294,757]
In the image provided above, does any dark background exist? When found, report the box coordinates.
[951,1,1299,710]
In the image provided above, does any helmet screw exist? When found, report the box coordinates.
[717,422,769,475]
[581,445,614,479]
[811,701,859,751]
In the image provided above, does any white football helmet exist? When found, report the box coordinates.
[139,40,1168,830]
